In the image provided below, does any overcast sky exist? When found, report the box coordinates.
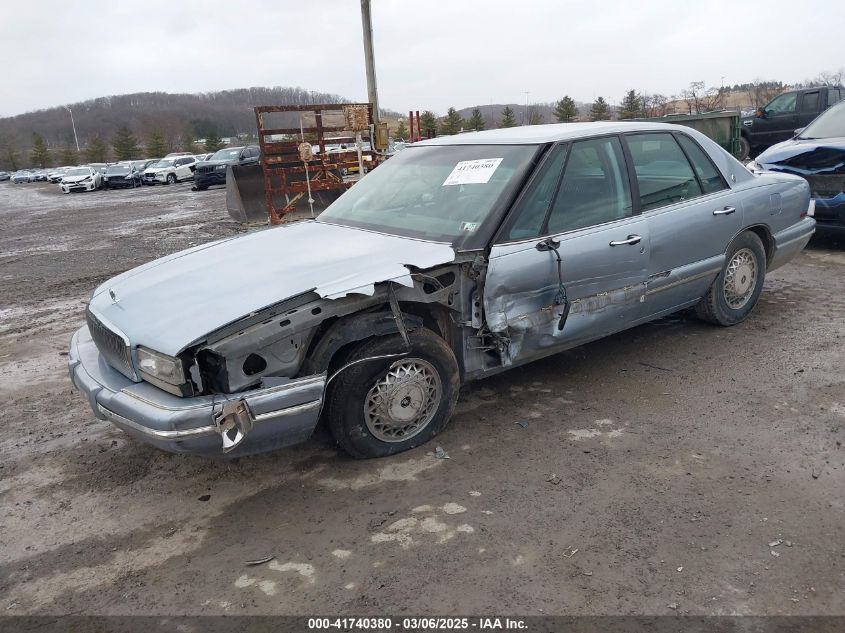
[1,0,842,117]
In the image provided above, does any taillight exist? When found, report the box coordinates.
[802,199,815,218]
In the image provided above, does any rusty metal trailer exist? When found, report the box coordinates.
[226,103,381,225]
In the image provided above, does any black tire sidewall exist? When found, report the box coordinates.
[713,232,766,325]
[327,329,459,458]
[738,136,751,161]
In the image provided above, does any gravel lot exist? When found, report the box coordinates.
[1,181,843,616]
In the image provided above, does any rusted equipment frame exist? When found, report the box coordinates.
[254,103,376,224]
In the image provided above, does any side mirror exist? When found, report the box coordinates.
[793,127,805,137]
[755,108,765,118]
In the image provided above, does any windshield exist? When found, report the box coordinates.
[66,168,91,176]
[799,101,845,139]
[107,165,130,174]
[150,159,175,168]
[318,144,538,244]
[211,148,242,161]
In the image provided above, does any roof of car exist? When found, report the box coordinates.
[414,121,695,146]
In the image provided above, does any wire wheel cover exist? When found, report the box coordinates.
[723,247,758,309]
[364,358,442,442]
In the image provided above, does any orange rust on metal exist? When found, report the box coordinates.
[254,103,378,224]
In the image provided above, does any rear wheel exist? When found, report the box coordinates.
[326,328,460,458]
[738,135,751,162]
[695,231,766,326]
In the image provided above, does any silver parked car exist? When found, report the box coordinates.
[69,122,815,458]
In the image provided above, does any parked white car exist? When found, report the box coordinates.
[142,156,197,185]
[60,166,103,193]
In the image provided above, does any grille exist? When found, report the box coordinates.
[196,165,212,174]
[86,308,136,380]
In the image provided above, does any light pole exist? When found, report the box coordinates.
[360,0,379,125]
[64,106,80,154]
[523,91,530,125]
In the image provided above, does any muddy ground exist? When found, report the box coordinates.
[0,181,843,616]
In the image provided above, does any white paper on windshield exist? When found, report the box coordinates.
[442,158,503,186]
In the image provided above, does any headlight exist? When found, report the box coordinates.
[136,347,185,385]
[746,161,761,173]
[215,164,227,170]
[81,176,91,182]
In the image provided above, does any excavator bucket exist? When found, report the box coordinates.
[225,164,267,224]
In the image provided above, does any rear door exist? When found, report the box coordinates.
[625,132,740,318]
[797,90,822,129]
[484,136,649,364]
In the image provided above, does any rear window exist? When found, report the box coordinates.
[626,133,703,212]
[675,135,728,195]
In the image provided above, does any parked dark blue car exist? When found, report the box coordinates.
[750,99,845,233]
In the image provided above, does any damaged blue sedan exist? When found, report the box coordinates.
[69,122,815,458]
[749,98,845,233]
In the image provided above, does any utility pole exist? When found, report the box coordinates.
[64,106,80,153]
[360,0,380,125]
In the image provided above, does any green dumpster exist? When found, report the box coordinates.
[633,110,742,159]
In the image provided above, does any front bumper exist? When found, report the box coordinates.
[62,181,95,193]
[68,327,326,457]
[194,170,227,187]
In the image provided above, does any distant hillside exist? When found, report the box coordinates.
[0,86,401,153]
[455,102,589,129]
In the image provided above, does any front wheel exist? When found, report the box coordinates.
[166,173,176,185]
[326,327,460,458]
[695,231,766,326]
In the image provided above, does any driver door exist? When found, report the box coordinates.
[756,92,798,147]
[483,136,649,364]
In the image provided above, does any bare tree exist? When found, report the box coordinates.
[815,68,844,86]
[642,93,670,117]
[744,79,782,110]
[680,81,725,114]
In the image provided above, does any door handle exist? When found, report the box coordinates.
[713,206,736,216]
[609,234,641,246]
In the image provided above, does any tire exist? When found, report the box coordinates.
[166,173,176,185]
[326,327,460,459]
[695,231,766,326]
[738,135,751,162]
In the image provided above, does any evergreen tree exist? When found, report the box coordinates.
[30,133,51,168]
[145,129,168,157]
[181,128,196,153]
[85,136,108,163]
[589,97,610,121]
[59,145,78,166]
[419,111,438,138]
[467,108,485,131]
[619,89,643,119]
[112,127,141,160]
[499,106,517,128]
[0,134,21,171]
[439,107,464,135]
[553,96,578,122]
[204,131,225,152]
[394,119,408,140]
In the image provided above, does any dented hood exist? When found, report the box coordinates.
[757,137,845,175]
[88,220,455,355]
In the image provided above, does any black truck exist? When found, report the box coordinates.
[740,86,844,159]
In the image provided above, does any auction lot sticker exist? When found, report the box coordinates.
[443,158,503,186]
